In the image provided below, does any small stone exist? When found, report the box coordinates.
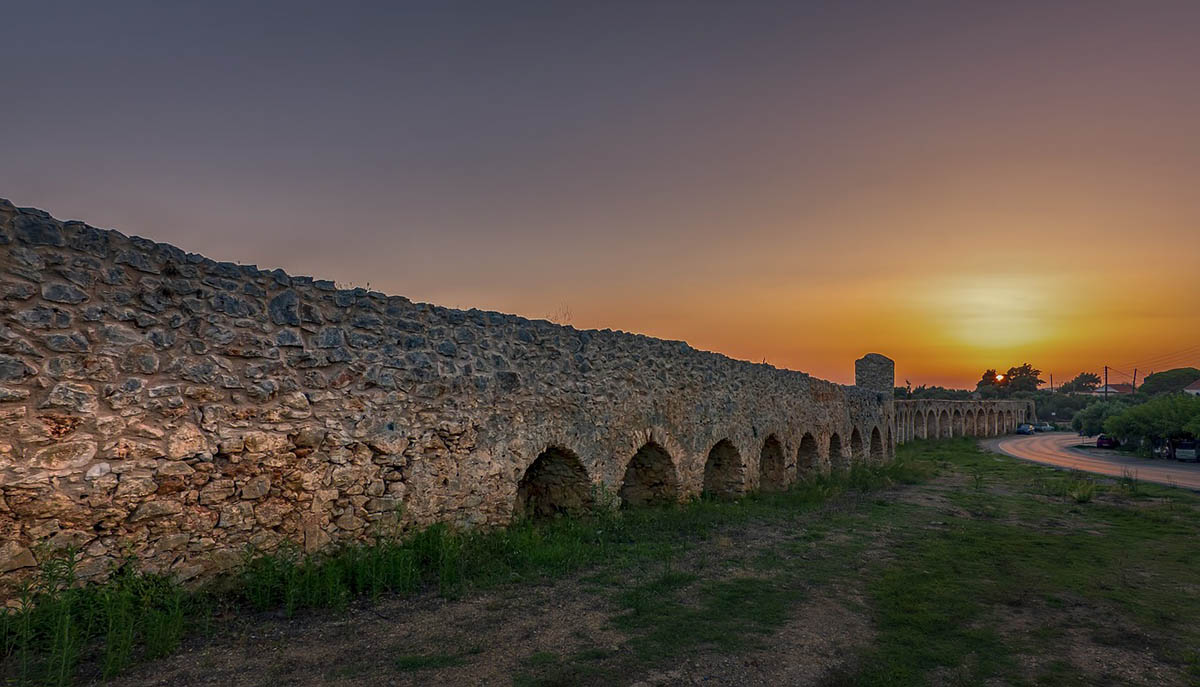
[268,289,301,325]
[0,386,30,401]
[13,214,64,246]
[157,461,195,476]
[241,474,271,500]
[0,355,35,381]
[45,333,90,352]
[42,381,97,413]
[275,328,304,347]
[128,500,183,522]
[41,282,89,304]
[32,441,97,469]
[86,462,112,479]
[166,424,206,459]
[314,327,345,349]
[0,541,37,572]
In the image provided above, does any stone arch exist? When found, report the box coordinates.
[828,432,847,471]
[965,409,975,436]
[759,434,787,491]
[796,432,819,477]
[988,409,998,435]
[702,439,745,499]
[913,410,926,439]
[619,441,679,507]
[515,446,592,519]
[939,409,951,438]
[849,427,865,464]
[952,409,964,436]
[928,410,939,439]
[869,426,885,463]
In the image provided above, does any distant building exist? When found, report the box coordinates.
[1090,383,1134,396]
[1185,379,1200,397]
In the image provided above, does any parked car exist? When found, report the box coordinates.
[1175,439,1198,462]
[1016,423,1035,435]
[1034,422,1054,432]
[1096,435,1119,449]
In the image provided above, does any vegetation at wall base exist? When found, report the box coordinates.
[0,456,925,685]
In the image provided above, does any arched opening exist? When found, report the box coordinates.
[759,434,787,491]
[913,411,926,439]
[988,409,997,435]
[965,410,975,436]
[939,410,951,438]
[953,410,964,436]
[928,410,939,439]
[619,442,679,507]
[828,433,846,471]
[515,446,592,519]
[1005,410,1014,432]
[849,428,865,464]
[702,439,745,499]
[797,432,819,477]
[870,427,884,463]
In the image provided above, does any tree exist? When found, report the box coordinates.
[976,369,1003,391]
[1004,363,1045,393]
[1072,399,1134,436]
[1137,367,1200,396]
[1059,371,1101,394]
[1104,393,1200,444]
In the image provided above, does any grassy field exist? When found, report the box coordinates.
[4,439,1199,685]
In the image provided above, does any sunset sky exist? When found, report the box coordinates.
[3,2,1198,387]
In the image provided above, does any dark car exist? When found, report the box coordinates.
[1034,422,1054,432]
[1175,439,1198,462]
[1096,435,1120,449]
[1016,423,1035,435]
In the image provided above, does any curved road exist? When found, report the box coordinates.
[988,432,1200,491]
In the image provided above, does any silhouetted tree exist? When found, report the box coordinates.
[1138,367,1200,396]
[976,369,1002,391]
[1059,371,1101,394]
[1004,363,1045,393]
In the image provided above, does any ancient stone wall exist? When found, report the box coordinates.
[894,399,1034,442]
[0,199,899,589]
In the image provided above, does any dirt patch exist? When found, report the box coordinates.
[644,596,872,687]
[982,597,1188,686]
[102,580,626,687]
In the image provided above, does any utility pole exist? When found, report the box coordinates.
[1133,368,1137,394]
[1050,373,1054,393]
[1104,365,1108,400]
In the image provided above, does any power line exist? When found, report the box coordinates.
[1115,343,1200,371]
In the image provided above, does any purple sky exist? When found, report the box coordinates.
[4,1,1199,384]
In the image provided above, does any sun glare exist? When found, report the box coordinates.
[918,276,1060,352]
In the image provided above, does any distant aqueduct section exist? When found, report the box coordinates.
[0,199,1032,588]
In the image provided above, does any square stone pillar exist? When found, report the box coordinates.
[855,353,895,395]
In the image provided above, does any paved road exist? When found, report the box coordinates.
[987,432,1200,491]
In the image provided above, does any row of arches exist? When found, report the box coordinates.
[895,405,1028,443]
[514,424,891,519]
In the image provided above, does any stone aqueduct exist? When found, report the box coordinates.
[895,399,1033,443]
[0,199,1032,588]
